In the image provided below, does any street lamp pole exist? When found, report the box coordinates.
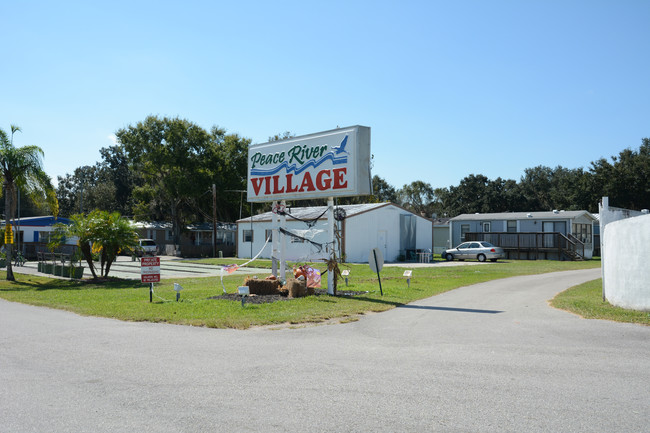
[212,184,217,258]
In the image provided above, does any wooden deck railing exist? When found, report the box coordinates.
[465,232,584,260]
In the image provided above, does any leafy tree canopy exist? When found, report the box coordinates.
[64,210,139,280]
[115,116,252,243]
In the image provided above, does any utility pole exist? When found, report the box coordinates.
[16,188,21,256]
[225,189,247,258]
[212,184,217,258]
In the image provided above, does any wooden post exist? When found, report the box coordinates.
[327,197,335,295]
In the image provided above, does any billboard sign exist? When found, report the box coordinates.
[247,125,371,202]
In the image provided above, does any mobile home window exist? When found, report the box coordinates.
[39,231,51,244]
[482,222,491,232]
[243,230,253,243]
[265,229,273,241]
[507,220,517,233]
[460,224,470,241]
[572,223,592,243]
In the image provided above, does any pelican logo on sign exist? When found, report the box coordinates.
[247,126,371,202]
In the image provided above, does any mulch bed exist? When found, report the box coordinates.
[208,288,367,304]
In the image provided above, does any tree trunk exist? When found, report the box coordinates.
[81,243,97,279]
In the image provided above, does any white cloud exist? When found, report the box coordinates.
[108,134,118,145]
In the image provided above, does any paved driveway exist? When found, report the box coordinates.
[1,268,648,432]
[14,255,269,280]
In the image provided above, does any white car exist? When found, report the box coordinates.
[137,239,157,256]
[442,241,505,262]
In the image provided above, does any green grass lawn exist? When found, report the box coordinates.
[551,278,650,325]
[0,259,603,329]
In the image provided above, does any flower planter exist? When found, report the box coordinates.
[54,264,64,276]
[37,262,43,272]
[43,263,54,274]
[71,267,84,279]
[61,266,71,278]
[0,258,6,268]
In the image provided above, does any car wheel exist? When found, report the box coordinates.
[445,253,453,261]
[477,254,486,262]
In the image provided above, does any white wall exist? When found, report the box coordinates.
[344,205,432,262]
[599,197,646,251]
[20,225,77,245]
[237,219,329,262]
[237,205,433,264]
[602,214,650,311]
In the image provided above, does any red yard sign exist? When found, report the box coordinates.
[141,257,160,283]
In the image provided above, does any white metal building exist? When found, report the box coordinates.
[236,203,432,263]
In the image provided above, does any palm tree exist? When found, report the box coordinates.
[66,210,138,279]
[0,126,57,281]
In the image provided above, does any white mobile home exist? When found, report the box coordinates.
[237,203,432,263]
[1,216,74,259]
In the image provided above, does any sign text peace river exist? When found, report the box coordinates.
[246,126,371,202]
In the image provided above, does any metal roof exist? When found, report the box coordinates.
[450,210,597,221]
[132,221,236,231]
[237,202,393,223]
[1,216,70,226]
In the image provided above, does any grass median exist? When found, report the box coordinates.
[551,278,650,325]
[0,259,601,329]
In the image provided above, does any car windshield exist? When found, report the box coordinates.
[480,242,495,247]
[141,240,156,246]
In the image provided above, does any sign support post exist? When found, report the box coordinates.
[327,197,335,295]
[369,247,384,296]
[141,257,161,302]
[280,200,286,280]
[373,249,383,296]
[272,200,279,277]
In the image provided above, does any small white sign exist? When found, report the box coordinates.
[403,270,412,277]
[341,270,350,276]
[238,286,250,295]
[141,266,160,273]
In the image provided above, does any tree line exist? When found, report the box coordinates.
[408,138,649,218]
[54,116,649,237]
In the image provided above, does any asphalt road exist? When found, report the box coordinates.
[1,268,648,432]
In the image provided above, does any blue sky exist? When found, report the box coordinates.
[2,0,649,191]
